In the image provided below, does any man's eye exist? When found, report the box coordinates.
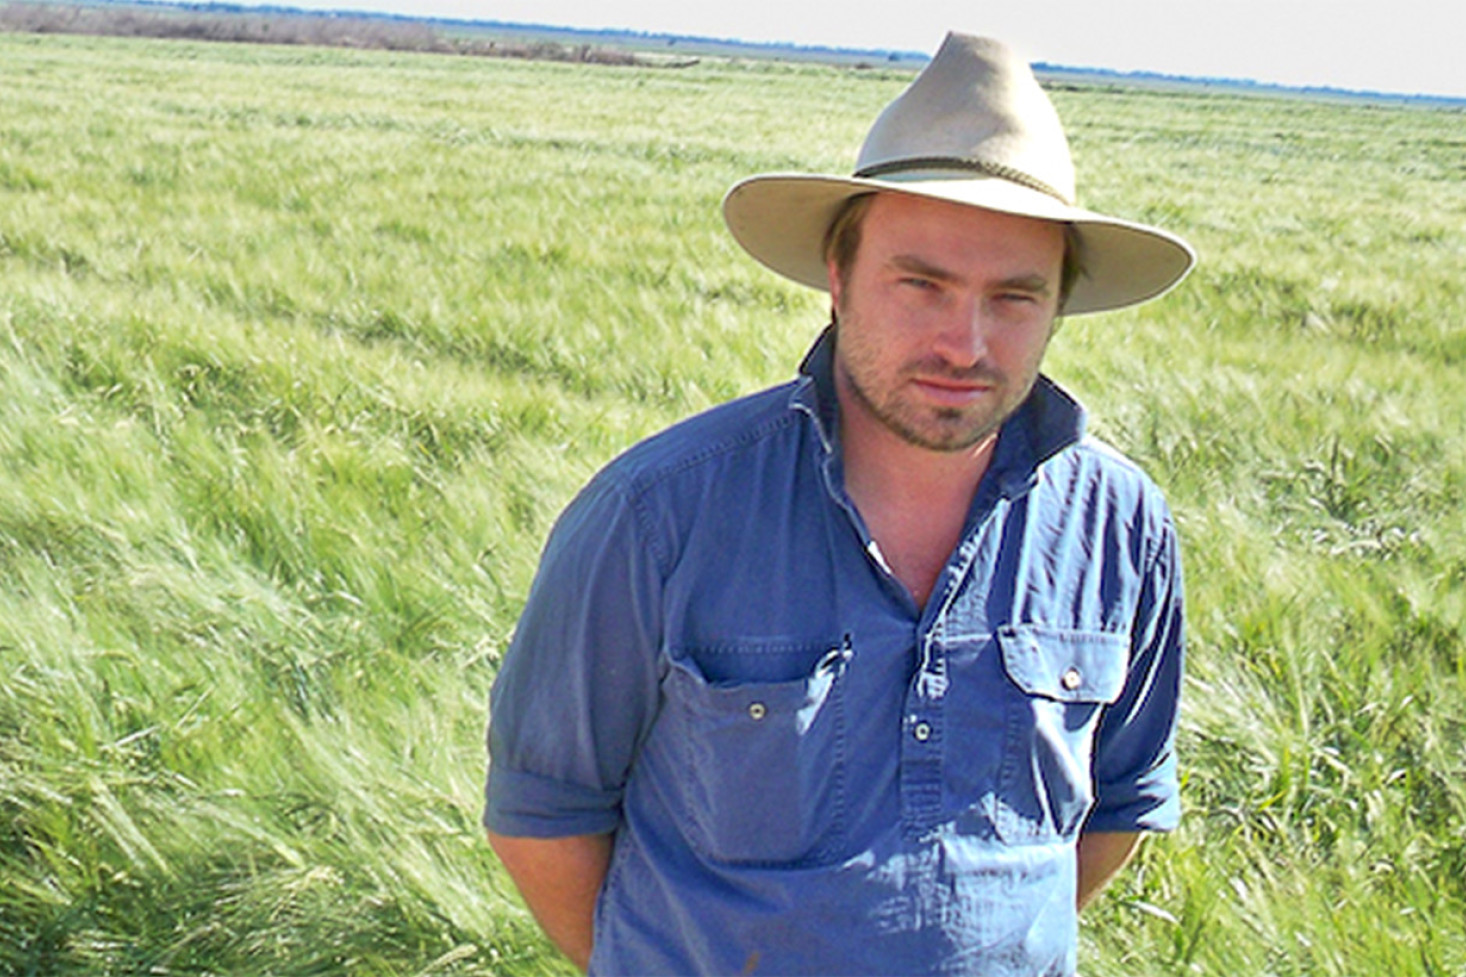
[901,277,937,290]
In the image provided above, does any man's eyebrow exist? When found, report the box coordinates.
[889,254,1053,295]
[995,273,1054,296]
[889,254,963,283]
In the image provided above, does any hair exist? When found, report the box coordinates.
[820,192,1087,311]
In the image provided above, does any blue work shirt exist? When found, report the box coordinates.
[486,330,1184,976]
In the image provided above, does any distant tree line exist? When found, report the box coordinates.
[0,2,646,65]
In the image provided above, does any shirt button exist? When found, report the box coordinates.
[748,702,767,721]
[912,721,932,742]
[1061,667,1082,691]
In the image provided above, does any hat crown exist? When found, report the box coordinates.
[855,34,1076,205]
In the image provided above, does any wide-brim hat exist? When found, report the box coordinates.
[723,33,1196,315]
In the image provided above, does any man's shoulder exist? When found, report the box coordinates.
[598,379,807,496]
[1069,434,1157,480]
[1036,435,1180,578]
[1048,434,1174,516]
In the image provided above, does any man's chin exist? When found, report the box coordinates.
[887,411,1002,454]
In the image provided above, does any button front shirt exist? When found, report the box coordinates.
[486,331,1184,976]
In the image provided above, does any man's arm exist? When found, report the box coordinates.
[1075,830,1142,911]
[488,831,613,973]
[1082,504,1183,911]
[485,477,662,971]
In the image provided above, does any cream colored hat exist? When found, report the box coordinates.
[722,32,1195,315]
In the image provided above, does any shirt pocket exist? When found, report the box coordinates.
[664,639,849,867]
[992,624,1128,845]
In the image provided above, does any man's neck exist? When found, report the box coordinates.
[839,402,996,609]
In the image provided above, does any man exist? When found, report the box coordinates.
[485,32,1193,976]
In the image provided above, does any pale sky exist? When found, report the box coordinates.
[231,0,1465,99]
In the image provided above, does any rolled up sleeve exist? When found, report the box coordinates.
[485,471,665,838]
[1085,507,1184,834]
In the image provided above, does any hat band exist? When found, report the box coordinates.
[853,156,1071,205]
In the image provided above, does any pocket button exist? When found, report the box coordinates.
[913,721,932,742]
[1061,667,1082,691]
[748,702,767,721]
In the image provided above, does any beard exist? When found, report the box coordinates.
[834,326,1042,454]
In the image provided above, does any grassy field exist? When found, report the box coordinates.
[1,30,1462,976]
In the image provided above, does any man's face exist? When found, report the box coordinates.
[828,192,1065,454]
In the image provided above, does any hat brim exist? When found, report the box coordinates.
[722,173,1196,316]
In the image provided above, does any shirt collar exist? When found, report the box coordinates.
[791,324,841,456]
[789,325,1087,497]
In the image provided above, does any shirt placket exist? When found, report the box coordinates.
[896,486,1009,840]
[900,622,948,838]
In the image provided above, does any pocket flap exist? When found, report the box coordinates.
[996,624,1128,703]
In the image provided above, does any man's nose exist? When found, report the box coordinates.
[930,298,989,366]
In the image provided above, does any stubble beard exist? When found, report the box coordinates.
[841,360,1027,453]
[836,320,1039,454]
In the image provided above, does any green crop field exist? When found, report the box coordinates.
[1,29,1463,976]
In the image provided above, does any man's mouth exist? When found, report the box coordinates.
[909,375,998,407]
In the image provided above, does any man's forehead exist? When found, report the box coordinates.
[858,192,1066,266]
[863,191,1063,238]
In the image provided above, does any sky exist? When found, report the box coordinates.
[228,0,1466,99]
